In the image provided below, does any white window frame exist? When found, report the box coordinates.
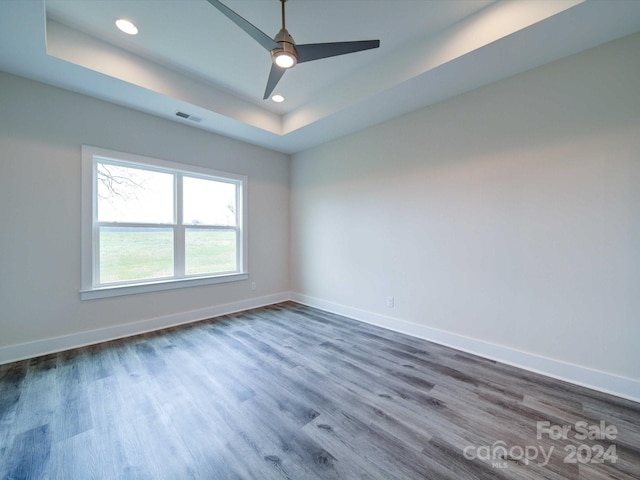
[80,146,248,300]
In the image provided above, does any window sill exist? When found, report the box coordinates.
[80,273,249,300]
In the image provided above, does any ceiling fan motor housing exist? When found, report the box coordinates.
[272,28,298,68]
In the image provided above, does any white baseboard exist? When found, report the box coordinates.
[4,291,638,404]
[290,292,640,404]
[0,293,290,365]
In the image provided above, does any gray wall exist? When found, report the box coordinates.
[291,33,640,384]
[0,72,290,351]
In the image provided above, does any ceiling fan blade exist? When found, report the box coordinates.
[296,40,380,64]
[205,0,279,52]
[264,64,286,100]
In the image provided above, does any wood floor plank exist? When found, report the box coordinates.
[1,302,638,479]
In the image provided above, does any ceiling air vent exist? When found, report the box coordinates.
[175,111,203,123]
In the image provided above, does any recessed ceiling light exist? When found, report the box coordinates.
[271,94,285,103]
[115,19,138,35]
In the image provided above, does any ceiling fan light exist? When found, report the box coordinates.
[273,50,296,69]
[271,94,285,103]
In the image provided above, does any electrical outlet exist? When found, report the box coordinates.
[251,281,257,291]
[386,296,394,308]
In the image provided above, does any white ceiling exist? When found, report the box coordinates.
[1,0,640,154]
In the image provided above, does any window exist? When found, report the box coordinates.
[81,146,248,299]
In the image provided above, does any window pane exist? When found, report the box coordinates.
[185,229,237,275]
[97,162,174,223]
[183,176,236,226]
[99,227,173,283]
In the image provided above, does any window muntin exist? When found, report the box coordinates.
[81,146,248,299]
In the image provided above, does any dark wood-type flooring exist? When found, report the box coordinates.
[1,302,639,479]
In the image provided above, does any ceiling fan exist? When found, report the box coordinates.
[206,0,380,100]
